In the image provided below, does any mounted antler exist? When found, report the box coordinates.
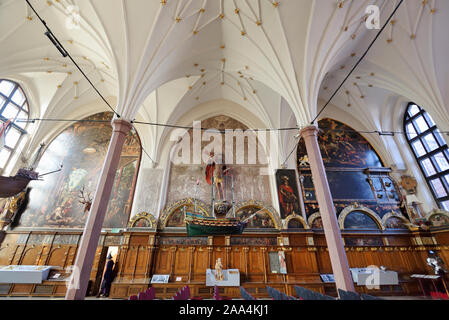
[78,185,93,213]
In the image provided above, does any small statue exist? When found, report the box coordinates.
[214,258,224,281]
[427,251,448,276]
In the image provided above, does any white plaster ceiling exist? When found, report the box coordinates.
[0,0,447,165]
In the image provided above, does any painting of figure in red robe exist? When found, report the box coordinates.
[275,169,300,219]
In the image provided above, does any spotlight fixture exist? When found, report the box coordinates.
[45,31,68,57]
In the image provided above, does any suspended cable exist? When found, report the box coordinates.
[310,0,405,124]
[14,117,449,137]
[25,0,121,118]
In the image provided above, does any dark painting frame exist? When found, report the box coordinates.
[275,169,301,219]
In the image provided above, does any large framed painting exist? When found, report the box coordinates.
[16,112,141,229]
[275,169,300,219]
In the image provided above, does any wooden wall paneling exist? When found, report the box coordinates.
[247,248,264,282]
[316,248,332,274]
[187,247,195,282]
[173,247,189,280]
[47,247,66,267]
[169,247,177,278]
[132,245,140,279]
[243,247,249,281]
[261,247,267,283]
[154,247,171,275]
[191,247,208,282]
[123,245,138,280]
[20,247,40,265]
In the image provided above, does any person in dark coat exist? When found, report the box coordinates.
[98,253,115,297]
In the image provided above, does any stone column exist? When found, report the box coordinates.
[300,126,354,292]
[65,119,132,300]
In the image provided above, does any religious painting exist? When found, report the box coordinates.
[287,218,305,229]
[268,251,287,274]
[166,207,187,227]
[311,217,323,229]
[16,112,141,229]
[343,211,380,230]
[236,206,275,228]
[133,218,151,228]
[385,217,409,230]
[428,214,449,227]
[275,169,300,219]
[297,118,383,169]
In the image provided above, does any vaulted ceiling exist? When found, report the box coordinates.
[0,0,447,165]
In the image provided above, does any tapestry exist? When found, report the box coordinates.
[275,169,300,219]
[17,112,141,229]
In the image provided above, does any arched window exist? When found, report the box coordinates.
[0,79,29,172]
[404,103,449,210]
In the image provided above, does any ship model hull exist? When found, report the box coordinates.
[185,212,246,236]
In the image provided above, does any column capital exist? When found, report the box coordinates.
[111,119,133,135]
[299,125,319,138]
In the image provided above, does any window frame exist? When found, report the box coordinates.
[0,79,29,172]
[404,102,449,210]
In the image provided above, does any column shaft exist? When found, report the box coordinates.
[300,125,355,292]
[65,119,132,300]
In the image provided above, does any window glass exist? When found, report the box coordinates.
[405,102,449,209]
[406,123,417,139]
[11,89,25,106]
[5,127,21,148]
[408,104,420,117]
[442,201,449,211]
[414,116,429,133]
[423,134,439,152]
[2,103,19,119]
[430,179,447,198]
[433,152,449,172]
[412,140,427,157]
[0,80,29,170]
[0,80,15,97]
[421,158,436,177]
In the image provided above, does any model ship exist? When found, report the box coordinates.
[184,153,258,237]
[185,211,246,236]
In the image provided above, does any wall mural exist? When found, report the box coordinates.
[298,118,383,168]
[166,115,272,211]
[343,211,379,230]
[17,112,141,229]
[385,217,409,229]
[297,118,408,230]
[275,169,300,219]
[235,206,275,229]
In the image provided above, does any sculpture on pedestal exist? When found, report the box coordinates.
[214,258,224,281]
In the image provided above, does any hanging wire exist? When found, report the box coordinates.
[25,0,121,118]
[13,117,449,137]
[310,0,405,124]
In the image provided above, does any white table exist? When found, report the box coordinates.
[0,265,53,284]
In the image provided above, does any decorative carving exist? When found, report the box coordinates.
[283,213,309,229]
[338,204,384,230]
[159,198,210,229]
[235,200,281,230]
[400,176,417,195]
[128,212,157,229]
